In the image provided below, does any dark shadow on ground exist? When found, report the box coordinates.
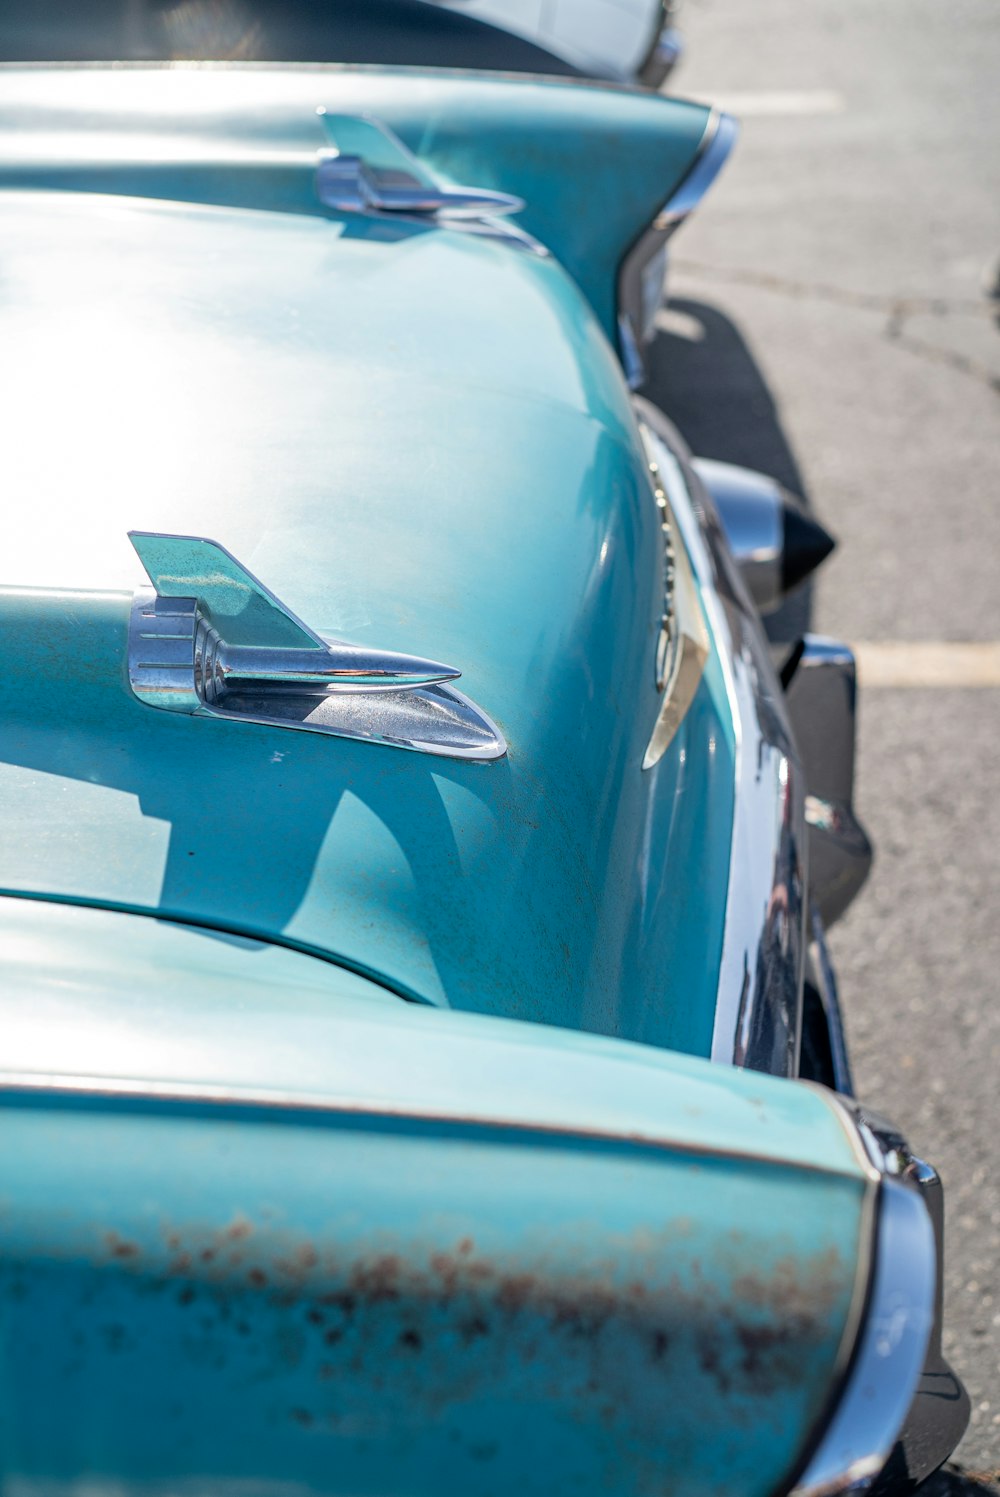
[642,295,816,644]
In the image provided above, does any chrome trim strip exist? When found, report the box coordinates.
[809,1088,882,1185]
[793,1177,936,1497]
[617,111,739,386]
[642,455,709,768]
[126,532,507,762]
[0,1070,864,1176]
[807,904,855,1097]
[654,111,740,230]
[785,637,873,928]
[795,1097,970,1494]
[635,401,807,1075]
[708,611,806,1075]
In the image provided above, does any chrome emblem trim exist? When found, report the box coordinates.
[312,113,545,257]
[126,532,506,762]
[642,459,710,770]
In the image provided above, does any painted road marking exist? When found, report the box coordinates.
[691,90,847,117]
[853,642,1000,688]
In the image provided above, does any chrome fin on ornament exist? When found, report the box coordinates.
[314,111,523,221]
[126,532,506,762]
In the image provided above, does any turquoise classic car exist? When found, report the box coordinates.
[0,49,967,1497]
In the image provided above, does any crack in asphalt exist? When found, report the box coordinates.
[883,322,1000,396]
[670,258,1000,395]
[670,258,994,319]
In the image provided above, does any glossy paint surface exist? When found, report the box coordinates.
[0,895,869,1497]
[0,65,712,340]
[0,896,862,1173]
[0,66,866,1497]
[638,410,809,1076]
[0,173,735,1055]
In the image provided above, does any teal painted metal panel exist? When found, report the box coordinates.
[0,896,864,1178]
[0,186,735,1058]
[0,65,713,343]
[0,62,864,1497]
[0,1089,867,1497]
[0,583,733,1055]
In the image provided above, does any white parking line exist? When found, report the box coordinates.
[691,90,847,117]
[853,642,1000,688]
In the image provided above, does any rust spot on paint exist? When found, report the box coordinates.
[430,1252,460,1294]
[105,1232,139,1260]
[496,1272,535,1313]
[459,1314,489,1344]
[348,1254,402,1304]
[650,1330,670,1363]
[83,1213,848,1432]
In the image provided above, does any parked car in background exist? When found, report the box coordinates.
[0,0,681,82]
[426,0,682,84]
[0,33,967,1497]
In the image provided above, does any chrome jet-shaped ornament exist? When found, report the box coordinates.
[127,531,506,762]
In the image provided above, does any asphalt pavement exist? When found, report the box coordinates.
[645,0,1000,1484]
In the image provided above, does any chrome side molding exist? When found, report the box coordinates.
[642,457,710,768]
[793,1174,936,1496]
[315,111,523,222]
[784,636,872,926]
[794,1106,969,1495]
[617,111,739,387]
[126,532,506,762]
[692,459,835,615]
[635,400,807,1077]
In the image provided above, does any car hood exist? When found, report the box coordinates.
[0,894,872,1497]
[0,64,712,342]
[0,165,736,1052]
[0,894,855,1173]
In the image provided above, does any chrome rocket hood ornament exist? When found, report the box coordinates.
[314,111,524,223]
[312,112,544,258]
[126,532,506,762]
